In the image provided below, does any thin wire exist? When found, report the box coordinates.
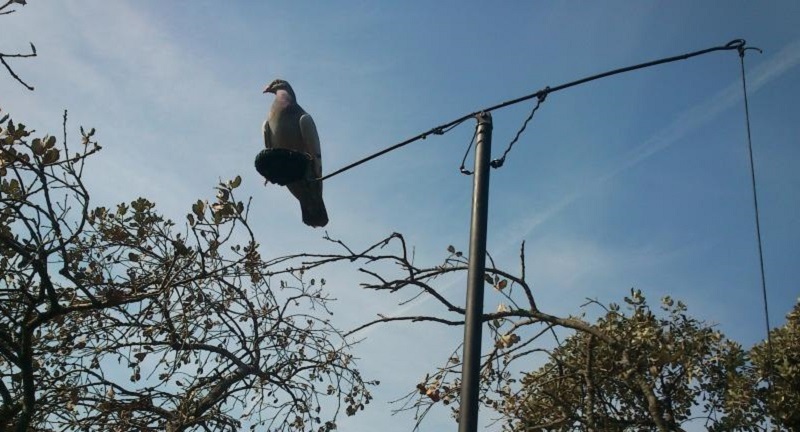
[459,123,480,175]
[316,39,747,182]
[489,87,548,169]
[738,45,774,396]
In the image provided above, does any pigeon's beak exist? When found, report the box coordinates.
[263,85,273,94]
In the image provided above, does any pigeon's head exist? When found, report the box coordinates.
[263,79,295,99]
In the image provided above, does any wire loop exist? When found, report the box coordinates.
[459,124,479,175]
[726,39,746,50]
[489,86,549,170]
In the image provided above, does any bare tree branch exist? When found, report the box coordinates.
[0,1,36,90]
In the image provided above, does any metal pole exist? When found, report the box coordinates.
[458,112,492,432]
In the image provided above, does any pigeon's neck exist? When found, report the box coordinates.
[274,89,296,106]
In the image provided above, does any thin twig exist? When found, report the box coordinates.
[346,315,464,337]
[0,34,36,90]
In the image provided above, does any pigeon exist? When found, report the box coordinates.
[262,79,329,227]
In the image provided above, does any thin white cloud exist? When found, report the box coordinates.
[509,38,800,247]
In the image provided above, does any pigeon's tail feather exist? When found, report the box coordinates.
[301,197,328,228]
[288,181,329,228]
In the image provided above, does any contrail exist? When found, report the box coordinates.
[506,38,800,247]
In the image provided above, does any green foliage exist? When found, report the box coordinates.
[749,301,800,430]
[503,291,763,431]
[0,110,373,431]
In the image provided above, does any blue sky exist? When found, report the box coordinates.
[2,2,799,430]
